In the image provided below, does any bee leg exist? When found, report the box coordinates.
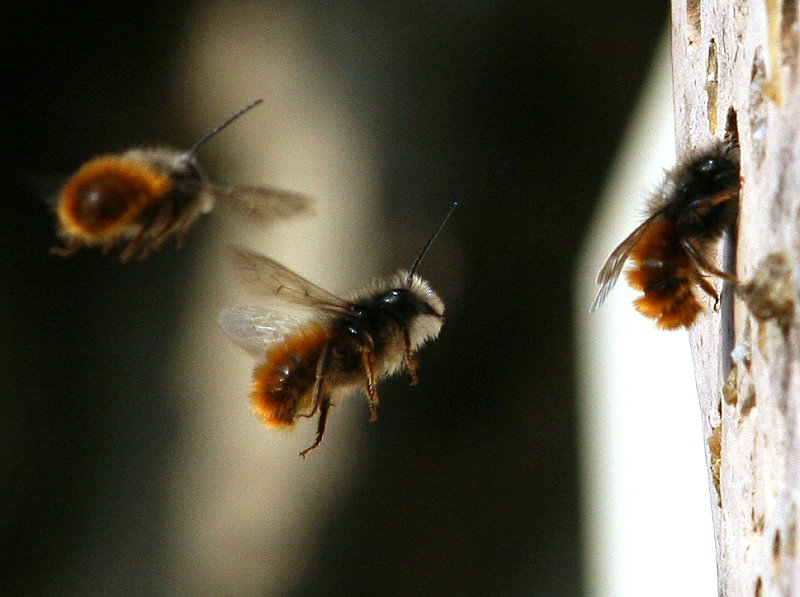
[150,204,180,250]
[299,343,332,457]
[121,228,148,261]
[159,198,192,249]
[173,222,191,249]
[300,342,332,420]
[300,396,331,458]
[698,277,721,310]
[122,207,162,261]
[49,239,82,258]
[172,209,201,249]
[362,349,380,422]
[348,329,380,421]
[681,239,738,283]
[403,329,419,385]
[150,225,173,249]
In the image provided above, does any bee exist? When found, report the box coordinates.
[591,143,740,329]
[51,99,311,261]
[219,203,456,457]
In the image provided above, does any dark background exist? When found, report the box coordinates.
[3,2,665,595]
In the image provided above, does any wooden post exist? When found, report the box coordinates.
[672,1,800,595]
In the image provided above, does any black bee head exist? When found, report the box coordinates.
[379,288,441,321]
[693,155,738,193]
[669,150,739,234]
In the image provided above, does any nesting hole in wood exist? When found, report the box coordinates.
[706,39,719,133]
[782,0,799,71]
[773,529,782,559]
[749,47,768,164]
[687,0,702,46]
[725,107,739,145]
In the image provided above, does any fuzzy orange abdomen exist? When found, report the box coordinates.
[57,156,172,243]
[624,218,702,329]
[250,323,331,427]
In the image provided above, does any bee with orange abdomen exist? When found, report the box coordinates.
[591,143,740,329]
[52,99,311,261]
[219,203,455,457]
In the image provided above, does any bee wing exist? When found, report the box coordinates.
[229,247,350,311]
[218,305,311,357]
[211,184,314,222]
[590,216,656,313]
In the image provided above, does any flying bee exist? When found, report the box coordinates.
[591,142,740,329]
[219,203,456,457]
[52,99,312,261]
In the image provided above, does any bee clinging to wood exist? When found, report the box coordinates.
[591,142,740,329]
[52,99,312,261]
[219,203,456,457]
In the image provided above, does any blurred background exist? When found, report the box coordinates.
[1,2,686,595]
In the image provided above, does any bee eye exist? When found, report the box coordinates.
[382,289,406,307]
[696,158,717,173]
[379,289,417,317]
[384,289,403,303]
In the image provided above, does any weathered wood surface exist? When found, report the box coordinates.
[673,2,800,595]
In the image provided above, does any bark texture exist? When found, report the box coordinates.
[673,1,800,595]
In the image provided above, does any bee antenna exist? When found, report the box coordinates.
[186,98,264,155]
[407,202,457,285]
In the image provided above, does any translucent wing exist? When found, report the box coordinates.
[211,184,314,222]
[229,247,350,311]
[590,215,657,313]
[218,305,311,357]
